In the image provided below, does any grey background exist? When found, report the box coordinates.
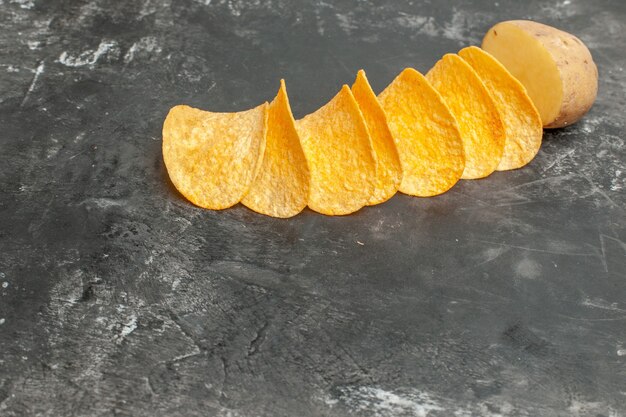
[1,0,625,416]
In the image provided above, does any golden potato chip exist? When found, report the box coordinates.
[351,70,402,205]
[426,54,505,179]
[241,80,310,218]
[296,85,376,215]
[458,46,543,171]
[378,68,465,196]
[162,103,268,209]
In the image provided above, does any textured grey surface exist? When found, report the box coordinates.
[1,0,625,416]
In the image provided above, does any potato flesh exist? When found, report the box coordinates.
[482,22,563,126]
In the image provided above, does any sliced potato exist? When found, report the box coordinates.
[296,85,376,215]
[459,46,543,170]
[162,103,268,210]
[241,80,310,218]
[482,20,598,128]
[426,54,505,179]
[351,69,402,205]
[378,68,464,196]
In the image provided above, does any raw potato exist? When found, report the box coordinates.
[482,20,598,128]
[459,46,543,171]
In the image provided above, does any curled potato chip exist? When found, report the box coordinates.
[378,68,464,196]
[458,46,543,171]
[351,70,402,205]
[426,54,505,179]
[296,85,376,215]
[241,80,310,218]
[162,103,268,209]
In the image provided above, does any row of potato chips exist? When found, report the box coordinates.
[162,46,543,217]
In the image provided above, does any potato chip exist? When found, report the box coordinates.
[296,85,376,215]
[241,80,310,218]
[426,54,505,179]
[351,70,402,205]
[378,68,465,196]
[458,46,543,171]
[162,103,268,209]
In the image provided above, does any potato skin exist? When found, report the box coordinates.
[484,20,598,128]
